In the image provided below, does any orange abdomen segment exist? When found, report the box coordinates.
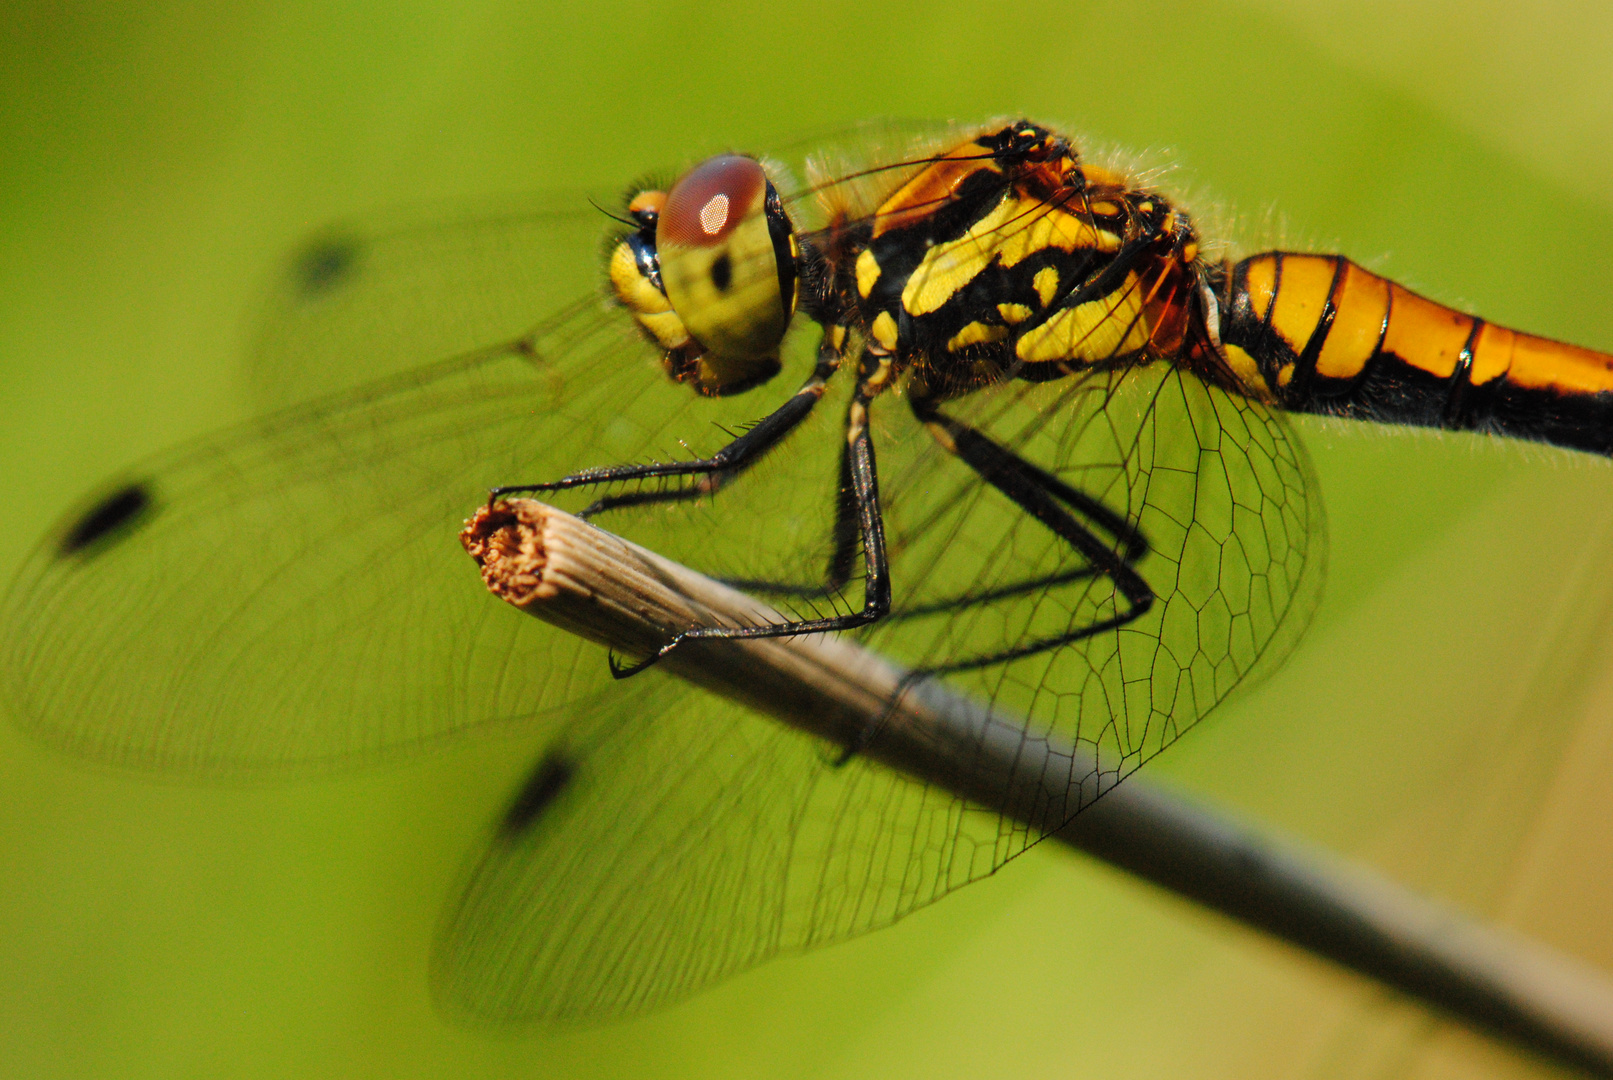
[1220,253,1613,456]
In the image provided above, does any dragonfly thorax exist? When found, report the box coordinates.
[610,154,800,397]
[826,121,1211,397]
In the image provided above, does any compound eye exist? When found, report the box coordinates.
[658,155,797,391]
[660,156,765,245]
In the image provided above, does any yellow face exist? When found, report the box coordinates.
[610,155,798,395]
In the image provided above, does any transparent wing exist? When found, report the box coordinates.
[0,149,912,776]
[437,679,988,1025]
[245,193,613,408]
[0,291,851,774]
[871,361,1323,759]
[432,359,1323,1025]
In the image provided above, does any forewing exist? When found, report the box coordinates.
[246,195,611,408]
[0,298,844,774]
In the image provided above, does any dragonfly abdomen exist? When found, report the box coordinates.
[1220,252,1613,455]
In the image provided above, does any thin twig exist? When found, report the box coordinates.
[463,498,1613,1076]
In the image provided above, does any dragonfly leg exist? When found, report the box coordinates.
[876,402,1151,621]
[608,348,896,679]
[907,391,1153,623]
[490,333,843,516]
[735,403,1152,610]
[832,391,1156,763]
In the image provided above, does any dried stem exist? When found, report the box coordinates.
[464,499,1613,1076]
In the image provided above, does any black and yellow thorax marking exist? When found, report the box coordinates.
[827,124,1207,395]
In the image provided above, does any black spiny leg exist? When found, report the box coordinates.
[837,389,1156,764]
[905,389,1154,674]
[491,333,843,516]
[884,442,1148,622]
[606,349,896,678]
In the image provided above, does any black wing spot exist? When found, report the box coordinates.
[497,751,576,839]
[291,235,362,299]
[59,482,153,556]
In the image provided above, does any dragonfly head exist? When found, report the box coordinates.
[609,154,799,396]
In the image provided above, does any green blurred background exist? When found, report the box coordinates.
[5,1,1613,1076]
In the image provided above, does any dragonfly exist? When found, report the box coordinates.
[4,119,1610,1027]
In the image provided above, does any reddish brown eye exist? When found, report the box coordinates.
[659,155,768,247]
[653,153,798,393]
